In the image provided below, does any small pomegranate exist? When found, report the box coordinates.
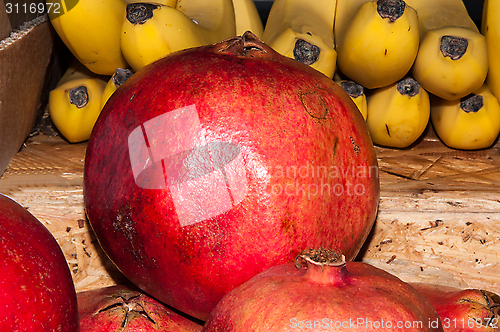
[83,31,379,320]
[78,285,203,331]
[411,283,500,332]
[0,194,79,331]
[202,248,444,332]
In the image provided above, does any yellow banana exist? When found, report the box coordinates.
[101,68,135,108]
[407,0,488,100]
[232,0,264,38]
[57,58,103,85]
[481,0,500,100]
[430,83,500,150]
[121,1,236,72]
[336,80,367,120]
[335,0,420,89]
[47,0,128,75]
[262,0,337,78]
[404,0,478,37]
[49,64,109,143]
[334,0,371,48]
[366,77,430,148]
[175,0,235,37]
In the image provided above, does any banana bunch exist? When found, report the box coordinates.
[46,0,266,141]
[335,0,420,89]
[48,60,109,143]
[334,0,488,99]
[407,0,488,100]
[262,0,337,78]
[366,77,430,148]
[336,80,368,120]
[430,84,500,150]
[121,0,237,72]
[48,0,265,74]
[330,0,500,150]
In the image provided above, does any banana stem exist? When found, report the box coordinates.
[112,69,134,88]
[460,94,483,113]
[293,39,320,65]
[440,35,468,60]
[340,81,364,99]
[377,0,405,22]
[397,77,420,97]
[69,86,89,108]
[126,3,159,25]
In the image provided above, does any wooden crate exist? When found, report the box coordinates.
[0,125,499,295]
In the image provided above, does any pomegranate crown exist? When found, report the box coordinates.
[295,248,346,269]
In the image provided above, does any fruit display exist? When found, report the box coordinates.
[2,0,500,331]
[83,32,379,321]
[45,0,500,150]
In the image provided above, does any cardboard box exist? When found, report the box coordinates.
[0,0,67,176]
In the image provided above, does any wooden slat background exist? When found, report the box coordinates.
[1,125,499,295]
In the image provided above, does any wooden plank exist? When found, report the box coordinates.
[1,130,499,295]
[0,135,127,291]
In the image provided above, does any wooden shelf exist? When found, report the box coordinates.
[1,128,499,294]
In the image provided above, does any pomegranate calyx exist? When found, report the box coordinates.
[216,31,268,58]
[481,290,500,320]
[295,248,346,269]
[97,292,157,327]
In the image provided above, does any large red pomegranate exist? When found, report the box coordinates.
[0,194,79,331]
[411,283,500,332]
[78,285,203,331]
[202,248,444,332]
[83,31,379,320]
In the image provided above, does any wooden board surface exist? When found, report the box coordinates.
[1,126,499,295]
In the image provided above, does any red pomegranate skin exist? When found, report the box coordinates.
[202,250,444,332]
[78,285,203,332]
[411,283,500,332]
[83,32,380,320]
[0,194,79,331]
